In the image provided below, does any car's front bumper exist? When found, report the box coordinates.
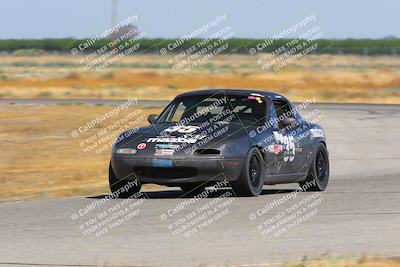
[110,155,244,186]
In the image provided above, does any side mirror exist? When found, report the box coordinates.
[281,117,297,128]
[148,114,158,124]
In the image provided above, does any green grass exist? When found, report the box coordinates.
[0,38,399,55]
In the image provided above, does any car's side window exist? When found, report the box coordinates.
[268,101,279,129]
[273,100,295,128]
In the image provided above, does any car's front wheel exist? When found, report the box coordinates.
[231,148,265,197]
[109,162,141,198]
[299,143,329,191]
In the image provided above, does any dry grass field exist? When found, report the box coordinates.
[0,54,400,103]
[0,104,163,202]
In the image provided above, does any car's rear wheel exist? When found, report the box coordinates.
[109,162,141,198]
[231,148,264,197]
[299,143,329,191]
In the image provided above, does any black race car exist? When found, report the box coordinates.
[109,89,329,197]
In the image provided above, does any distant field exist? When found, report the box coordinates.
[0,53,400,103]
[0,104,163,202]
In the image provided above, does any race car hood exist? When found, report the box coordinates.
[113,122,252,158]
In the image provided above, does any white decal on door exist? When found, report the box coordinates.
[273,131,295,162]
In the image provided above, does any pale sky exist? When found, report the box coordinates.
[0,0,398,39]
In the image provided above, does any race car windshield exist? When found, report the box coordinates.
[157,94,267,125]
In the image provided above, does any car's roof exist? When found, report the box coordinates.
[175,89,287,101]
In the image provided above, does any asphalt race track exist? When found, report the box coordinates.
[0,102,399,267]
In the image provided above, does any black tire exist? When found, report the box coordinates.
[231,147,265,197]
[109,162,141,198]
[299,143,329,191]
[180,184,206,195]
